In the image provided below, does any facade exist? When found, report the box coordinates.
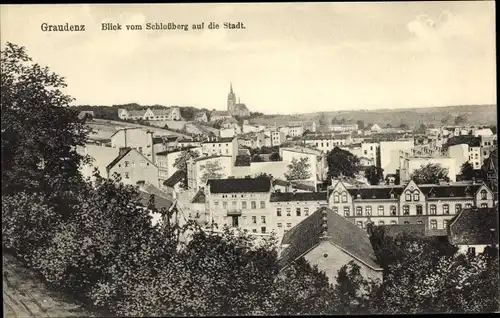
[303,135,349,153]
[361,142,379,165]
[118,107,182,121]
[379,139,415,176]
[279,206,383,284]
[194,111,208,122]
[329,124,358,132]
[270,131,286,146]
[187,155,233,191]
[201,137,239,163]
[156,146,203,186]
[106,148,159,187]
[399,155,458,183]
[327,179,494,232]
[77,143,120,180]
[280,125,304,138]
[227,83,250,117]
[370,124,382,133]
[220,127,238,139]
[210,110,234,122]
[205,178,273,233]
[280,147,326,182]
[110,128,155,161]
[242,124,261,134]
[448,207,498,255]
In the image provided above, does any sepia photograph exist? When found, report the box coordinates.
[1,2,498,316]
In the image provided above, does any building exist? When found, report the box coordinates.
[106,147,159,187]
[110,127,155,161]
[77,143,120,180]
[187,189,209,225]
[78,110,95,120]
[448,143,485,171]
[205,178,273,233]
[187,155,233,190]
[280,125,304,138]
[118,107,182,121]
[448,207,498,255]
[370,124,382,133]
[270,131,286,146]
[210,110,234,122]
[303,135,350,153]
[227,83,250,118]
[279,206,383,284]
[482,148,498,201]
[201,137,239,163]
[472,128,494,137]
[194,111,208,122]
[220,127,238,139]
[272,179,317,193]
[327,179,495,232]
[379,139,414,176]
[280,147,327,182]
[329,124,358,132]
[270,192,327,237]
[156,146,203,187]
[242,123,261,134]
[399,155,458,183]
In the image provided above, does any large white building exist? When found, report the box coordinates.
[379,139,415,176]
[118,107,182,121]
[399,155,458,183]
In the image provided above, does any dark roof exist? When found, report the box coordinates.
[156,146,197,156]
[448,207,499,245]
[203,137,235,144]
[138,190,173,210]
[280,207,381,270]
[163,170,184,187]
[273,179,316,191]
[342,187,403,200]
[208,178,271,193]
[381,224,426,238]
[152,137,164,144]
[270,192,327,202]
[191,189,206,204]
[419,184,481,198]
[106,148,132,171]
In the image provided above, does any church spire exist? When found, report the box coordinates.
[230,82,233,94]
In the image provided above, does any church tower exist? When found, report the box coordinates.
[227,82,236,114]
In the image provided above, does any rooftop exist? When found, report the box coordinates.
[270,192,327,202]
[208,178,272,194]
[448,207,499,245]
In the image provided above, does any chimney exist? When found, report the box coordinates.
[119,147,130,157]
[319,206,329,240]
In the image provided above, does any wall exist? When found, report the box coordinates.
[380,140,414,176]
[77,144,120,180]
[281,150,318,182]
[111,128,154,160]
[250,161,288,180]
[271,200,327,237]
[403,157,457,182]
[448,144,469,176]
[108,150,159,187]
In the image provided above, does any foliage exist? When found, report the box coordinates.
[459,162,476,181]
[1,42,90,196]
[455,114,467,125]
[326,147,361,179]
[365,165,384,185]
[411,163,450,184]
[270,152,282,161]
[356,120,365,130]
[235,155,251,166]
[416,123,427,134]
[173,149,200,189]
[318,112,328,127]
[252,154,264,162]
[284,157,312,181]
[200,160,225,184]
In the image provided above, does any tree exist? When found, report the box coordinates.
[200,160,225,184]
[455,115,467,125]
[252,154,264,162]
[173,149,200,189]
[235,155,251,166]
[334,261,376,314]
[365,166,384,185]
[1,42,89,196]
[460,162,475,181]
[284,157,311,181]
[410,163,450,184]
[326,147,361,180]
[270,152,281,161]
[416,124,427,134]
[399,123,409,130]
[356,120,365,130]
[318,113,328,127]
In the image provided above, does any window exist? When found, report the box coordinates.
[124,160,130,167]
[443,220,449,228]
[430,219,437,229]
[333,207,338,214]
[286,208,291,216]
[232,201,237,208]
[139,147,143,153]
[252,229,257,233]
[261,216,266,224]
[333,194,339,203]
[356,207,362,216]
[232,216,239,227]
[390,206,397,216]
[455,204,462,213]
[251,201,256,209]
[296,208,301,217]
[365,206,372,216]
[252,216,257,224]
[468,247,476,256]
[443,204,450,214]
[481,190,488,200]
[403,205,409,215]
[404,221,410,224]
[481,203,488,208]
[124,172,130,179]
[405,191,412,201]
[214,201,219,208]
[356,221,363,228]
[413,193,420,201]
[276,208,282,217]
[390,220,397,225]
[344,207,350,217]
[242,201,247,209]
[304,207,309,216]
[465,203,472,208]
[260,201,266,209]
[378,206,384,216]
[341,193,348,203]
[430,204,437,215]
[287,223,292,228]
[379,221,385,225]
[417,220,423,224]
[277,223,282,228]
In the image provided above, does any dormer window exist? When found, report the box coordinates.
[357,193,361,199]
[390,193,395,199]
[480,190,488,200]
[333,193,340,203]
[341,193,348,203]
[405,191,412,201]
[413,193,420,201]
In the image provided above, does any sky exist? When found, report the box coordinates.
[0,2,496,114]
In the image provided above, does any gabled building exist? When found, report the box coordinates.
[110,127,155,161]
[279,206,383,284]
[201,136,239,162]
[118,107,182,121]
[194,111,208,122]
[107,147,159,187]
[448,207,499,255]
[210,110,234,122]
[187,155,233,190]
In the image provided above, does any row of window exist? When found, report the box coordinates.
[276,207,312,217]
[213,200,266,209]
[121,160,150,168]
[315,141,345,148]
[355,219,449,229]
[334,203,480,217]
[335,190,489,203]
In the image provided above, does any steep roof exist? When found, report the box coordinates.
[270,192,327,202]
[138,190,173,210]
[106,148,133,171]
[191,189,206,204]
[448,207,499,245]
[381,224,426,238]
[163,170,184,187]
[280,207,381,270]
[208,178,271,193]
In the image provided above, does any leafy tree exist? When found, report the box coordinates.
[460,162,475,181]
[356,120,365,130]
[326,147,361,180]
[200,160,225,184]
[284,157,312,181]
[255,173,273,179]
[416,124,427,134]
[252,154,264,162]
[410,163,450,184]
[173,149,200,189]
[270,152,281,161]
[235,155,251,166]
[455,115,467,125]
[1,42,89,196]
[365,166,384,185]
[318,113,328,127]
[334,261,377,314]
[399,123,409,130]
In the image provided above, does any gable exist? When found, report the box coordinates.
[143,108,155,118]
